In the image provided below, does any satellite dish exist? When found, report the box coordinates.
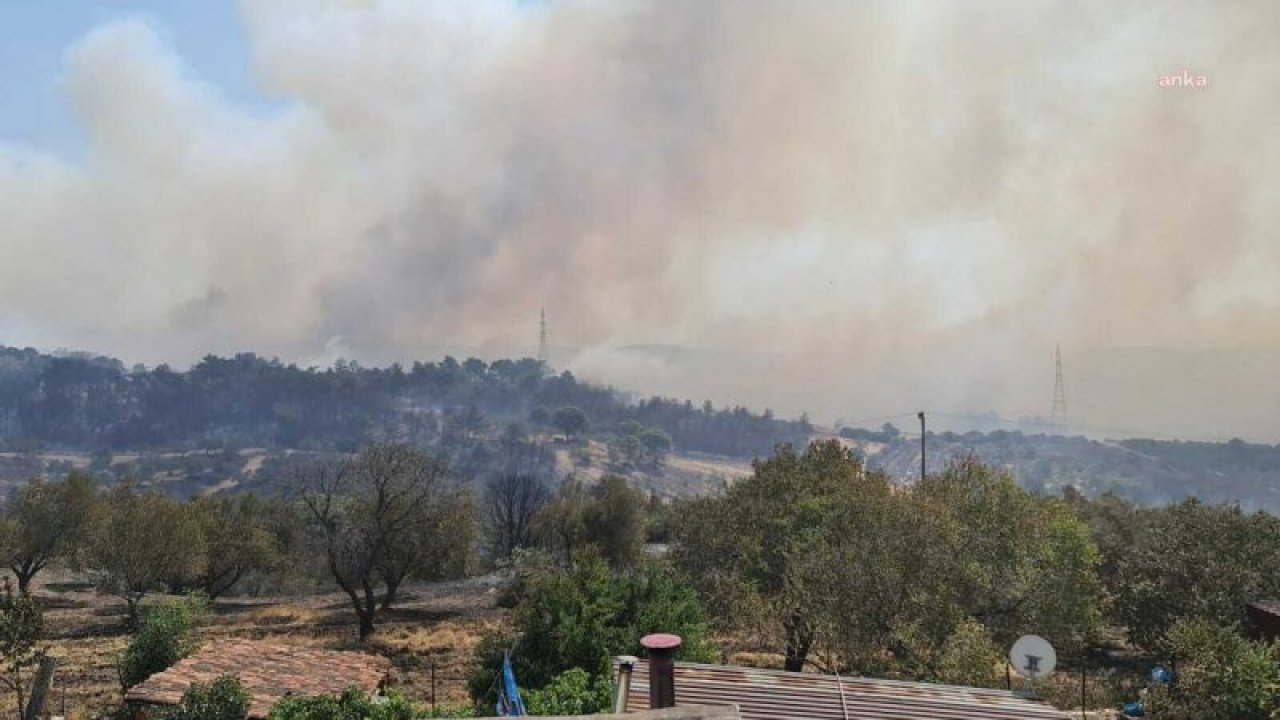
[1009,635,1057,681]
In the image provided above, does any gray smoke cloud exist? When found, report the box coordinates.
[1,0,1278,440]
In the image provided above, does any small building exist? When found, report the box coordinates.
[124,639,392,719]
[623,660,1071,720]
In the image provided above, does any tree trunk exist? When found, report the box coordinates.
[783,646,807,673]
[23,655,55,720]
[125,593,143,629]
[358,580,378,639]
[12,559,41,595]
[783,615,812,673]
[381,575,401,611]
[204,566,244,602]
[378,563,409,607]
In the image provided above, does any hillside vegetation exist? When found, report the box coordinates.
[845,426,1280,513]
[5,346,1280,515]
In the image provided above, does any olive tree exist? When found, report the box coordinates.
[86,483,204,625]
[673,440,891,672]
[0,473,98,593]
[189,494,281,600]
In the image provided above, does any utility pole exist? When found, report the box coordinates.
[917,411,926,481]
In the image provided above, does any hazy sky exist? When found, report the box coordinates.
[2,1,1278,441]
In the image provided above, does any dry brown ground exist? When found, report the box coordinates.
[26,568,1122,720]
[29,571,509,719]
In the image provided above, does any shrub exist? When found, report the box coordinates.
[118,598,204,689]
[0,577,43,719]
[1144,619,1280,720]
[155,676,249,720]
[268,687,418,720]
[935,619,1002,688]
[525,668,612,716]
[469,554,713,703]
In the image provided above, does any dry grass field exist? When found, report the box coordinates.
[29,571,510,719]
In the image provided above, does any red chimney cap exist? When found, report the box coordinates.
[641,633,683,650]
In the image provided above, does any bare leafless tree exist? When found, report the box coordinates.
[298,444,454,638]
[483,435,553,559]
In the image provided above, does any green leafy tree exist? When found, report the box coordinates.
[620,434,643,466]
[189,494,281,600]
[675,446,1101,677]
[533,477,591,567]
[155,676,250,720]
[469,555,713,702]
[0,472,98,593]
[673,440,891,672]
[87,483,206,625]
[1145,619,1280,720]
[914,457,1102,655]
[637,428,673,466]
[582,475,646,568]
[552,407,588,441]
[1109,499,1280,650]
[118,598,204,689]
[0,578,42,719]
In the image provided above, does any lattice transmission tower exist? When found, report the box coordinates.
[538,307,549,368]
[1051,344,1068,428]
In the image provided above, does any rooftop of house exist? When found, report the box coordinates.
[124,639,392,719]
[623,660,1072,720]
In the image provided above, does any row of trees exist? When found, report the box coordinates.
[673,442,1099,678]
[0,473,287,623]
[13,435,1280,717]
[0,439,665,643]
[664,440,1280,718]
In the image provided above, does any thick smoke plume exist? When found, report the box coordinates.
[1,1,1278,440]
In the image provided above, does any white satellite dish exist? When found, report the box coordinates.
[1009,635,1057,686]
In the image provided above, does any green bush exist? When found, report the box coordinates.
[418,705,477,718]
[469,554,714,702]
[118,598,204,689]
[525,668,613,716]
[935,619,1002,688]
[1144,619,1280,720]
[268,687,423,720]
[155,676,249,720]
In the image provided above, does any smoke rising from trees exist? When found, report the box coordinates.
[1,1,1278,439]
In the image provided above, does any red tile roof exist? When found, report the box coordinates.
[124,639,392,719]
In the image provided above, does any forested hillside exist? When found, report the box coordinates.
[0,346,810,456]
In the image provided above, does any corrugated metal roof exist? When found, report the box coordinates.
[623,661,1071,720]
